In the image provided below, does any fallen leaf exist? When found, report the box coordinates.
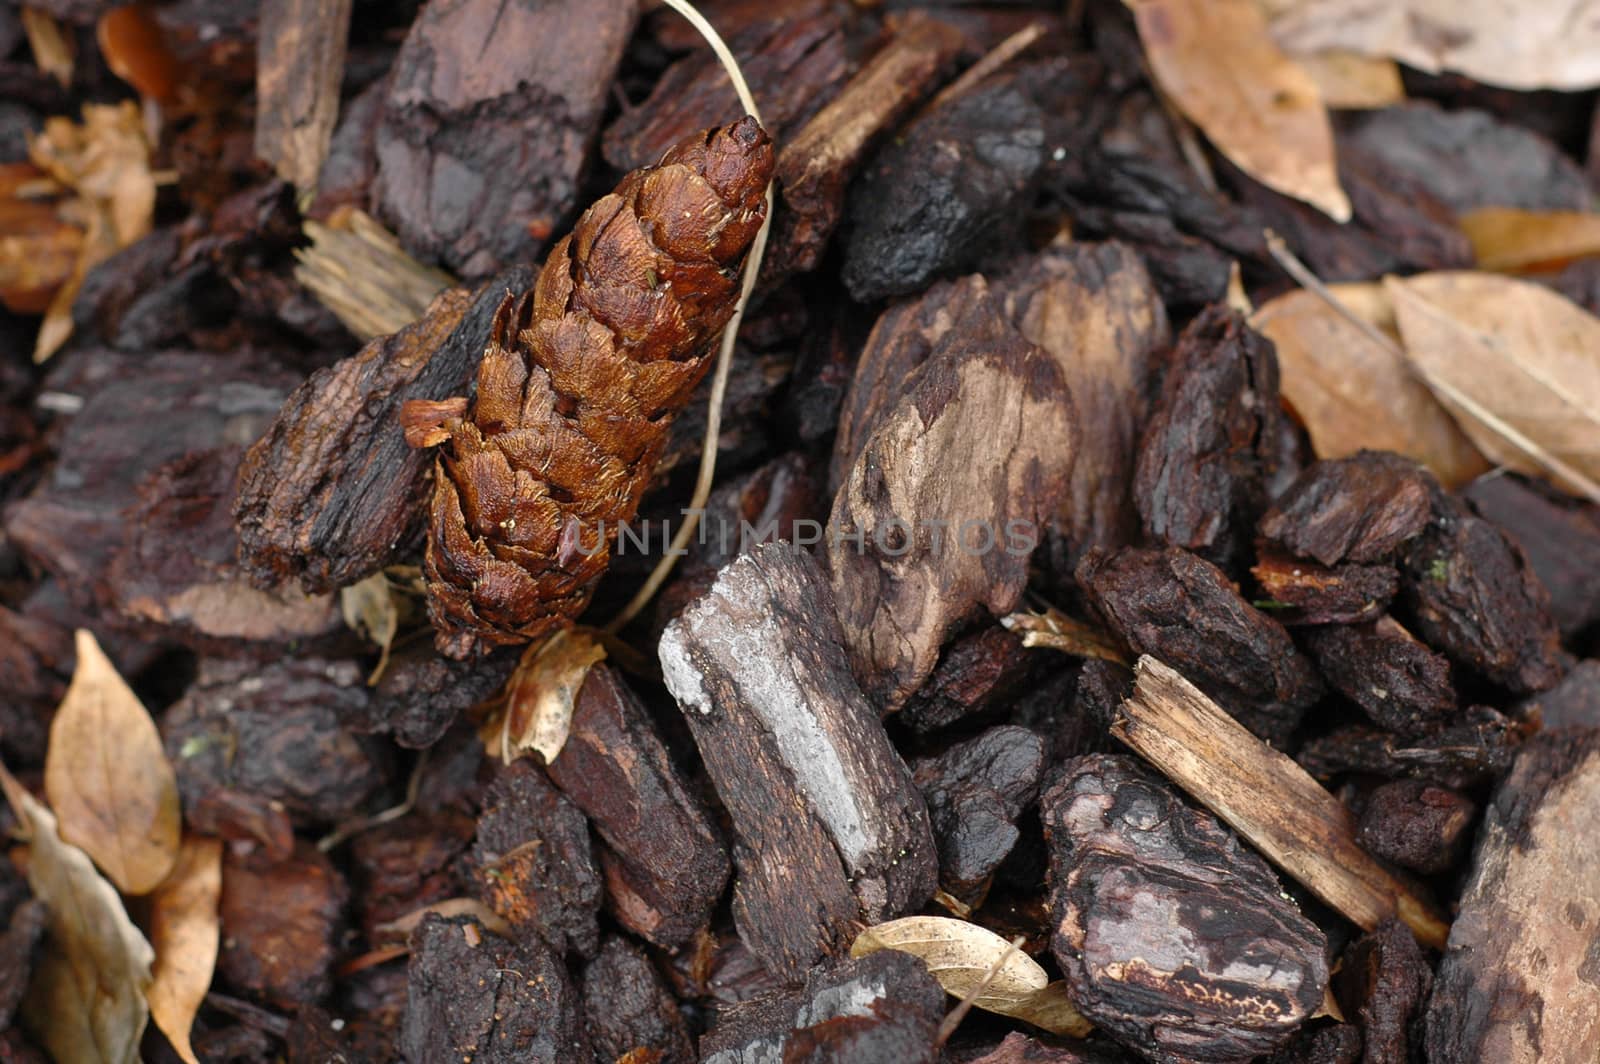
[1127,0,1350,221]
[851,915,1093,1037]
[146,837,221,1064]
[45,629,181,895]
[1384,272,1600,502]
[1252,284,1490,488]
[20,8,74,88]
[1293,49,1405,109]
[1459,207,1600,273]
[1268,0,1600,91]
[487,628,607,764]
[97,5,182,103]
[339,569,416,684]
[0,162,83,314]
[1,770,153,1064]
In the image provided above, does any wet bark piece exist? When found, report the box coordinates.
[1464,472,1600,638]
[1356,780,1475,876]
[1334,919,1431,1064]
[1425,730,1600,1063]
[364,641,520,749]
[1259,452,1434,568]
[374,0,634,277]
[254,0,352,193]
[403,913,589,1064]
[912,725,1046,904]
[842,60,1064,302]
[218,842,347,1009]
[471,759,601,959]
[603,1,852,173]
[829,275,1076,711]
[997,241,1169,578]
[580,936,694,1064]
[1042,755,1329,1063]
[1336,104,1594,213]
[659,543,937,981]
[767,13,965,281]
[1400,493,1563,695]
[699,950,946,1064]
[162,657,388,830]
[546,665,730,949]
[1250,547,1397,627]
[349,811,475,941]
[1302,617,1456,738]
[900,625,1052,734]
[1078,546,1322,746]
[1134,306,1281,573]
[1297,708,1525,790]
[234,273,525,595]
[5,349,292,613]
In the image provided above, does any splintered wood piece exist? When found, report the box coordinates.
[255,0,354,195]
[293,210,454,341]
[1425,730,1600,1062]
[659,543,937,981]
[1112,656,1449,949]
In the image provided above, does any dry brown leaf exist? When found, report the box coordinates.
[1,769,153,1064]
[487,628,607,764]
[1268,0,1600,91]
[1459,208,1600,273]
[146,837,221,1064]
[27,101,156,362]
[340,568,423,684]
[1385,272,1600,502]
[1293,49,1405,109]
[21,8,74,87]
[45,629,181,895]
[1127,0,1350,221]
[0,162,83,314]
[1251,285,1490,488]
[851,916,1092,1037]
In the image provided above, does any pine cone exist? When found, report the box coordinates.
[403,118,774,658]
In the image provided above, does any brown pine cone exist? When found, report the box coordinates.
[402,118,775,658]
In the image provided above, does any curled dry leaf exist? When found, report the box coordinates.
[147,837,222,1064]
[1292,50,1405,109]
[1,771,154,1064]
[1384,272,1600,503]
[340,568,423,684]
[45,629,181,895]
[27,101,156,362]
[486,628,607,764]
[1268,0,1600,92]
[851,915,1093,1037]
[1251,285,1489,488]
[1458,208,1600,273]
[1127,0,1350,221]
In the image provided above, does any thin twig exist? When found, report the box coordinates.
[605,0,772,634]
[932,935,1025,1049]
[922,22,1046,116]
[1262,229,1600,505]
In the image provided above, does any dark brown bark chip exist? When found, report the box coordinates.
[1301,617,1457,737]
[1297,707,1527,790]
[580,936,695,1064]
[1426,730,1600,1063]
[1258,452,1434,568]
[1066,659,1136,760]
[546,664,730,949]
[1250,548,1397,627]
[1519,659,1600,732]
[234,272,531,595]
[912,725,1046,904]
[900,625,1056,734]
[471,759,602,959]
[374,0,634,277]
[1042,755,1329,1064]
[162,657,390,828]
[1258,1024,1362,1064]
[349,810,475,942]
[1463,472,1600,638]
[828,276,1075,711]
[659,543,937,981]
[1400,493,1563,695]
[954,1031,1140,1063]
[1355,780,1476,876]
[1134,305,1282,572]
[364,640,521,749]
[0,900,45,1029]
[698,950,945,1064]
[1077,546,1323,746]
[218,842,348,1009]
[402,913,589,1064]
[1333,919,1430,1064]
